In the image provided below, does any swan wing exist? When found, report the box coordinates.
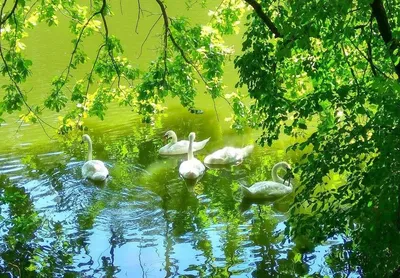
[160,138,210,155]
[82,160,109,181]
[159,140,190,155]
[204,147,243,165]
[246,181,292,199]
[179,158,205,179]
[241,145,254,158]
[193,137,210,151]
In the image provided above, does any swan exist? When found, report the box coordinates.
[159,130,210,155]
[240,161,294,199]
[179,132,205,179]
[81,134,109,181]
[204,145,254,165]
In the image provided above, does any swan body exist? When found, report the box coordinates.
[204,145,254,165]
[81,134,109,181]
[159,130,210,155]
[179,132,205,179]
[241,162,294,199]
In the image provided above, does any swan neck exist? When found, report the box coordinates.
[171,132,178,143]
[87,138,93,161]
[271,163,284,184]
[188,136,194,160]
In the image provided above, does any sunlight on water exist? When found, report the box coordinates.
[0,105,343,276]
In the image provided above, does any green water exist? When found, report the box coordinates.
[0,1,344,277]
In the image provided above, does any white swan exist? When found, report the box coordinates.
[81,134,109,181]
[159,130,210,155]
[240,161,294,199]
[204,145,254,165]
[179,132,205,179]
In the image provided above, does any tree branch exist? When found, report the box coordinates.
[0,0,18,26]
[76,43,106,127]
[0,47,55,137]
[100,0,121,87]
[155,0,220,121]
[370,0,400,80]
[137,14,162,58]
[367,15,378,76]
[155,0,168,83]
[242,0,281,38]
[135,0,142,33]
[59,10,103,92]
[0,0,55,136]
[348,37,388,78]
[23,0,39,22]
[341,45,359,87]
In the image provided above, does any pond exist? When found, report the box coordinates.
[0,0,348,276]
[0,104,346,277]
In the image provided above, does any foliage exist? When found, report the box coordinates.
[0,175,73,276]
[232,0,400,276]
[0,0,238,132]
[2,0,400,275]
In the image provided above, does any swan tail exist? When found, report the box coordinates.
[242,145,254,158]
[91,172,108,181]
[181,170,200,180]
[197,137,211,149]
[239,183,253,198]
[204,154,212,164]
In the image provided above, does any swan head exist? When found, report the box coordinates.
[188,132,196,141]
[283,167,294,181]
[164,130,176,141]
[278,162,294,184]
[277,161,291,170]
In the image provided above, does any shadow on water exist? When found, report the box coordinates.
[0,109,341,277]
[204,161,243,170]
[239,195,292,214]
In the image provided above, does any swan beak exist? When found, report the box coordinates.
[288,168,294,177]
[283,168,294,184]
[80,141,84,144]
[163,134,169,142]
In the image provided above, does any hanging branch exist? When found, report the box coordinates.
[242,0,281,38]
[367,15,378,77]
[135,0,143,33]
[76,43,106,127]
[59,0,120,90]
[99,0,121,88]
[0,48,56,137]
[137,14,162,58]
[370,0,400,80]
[155,0,221,120]
[56,8,105,96]
[155,0,208,85]
[347,37,388,78]
[22,0,39,22]
[155,0,168,84]
[0,0,19,26]
[0,0,55,137]
[341,44,365,101]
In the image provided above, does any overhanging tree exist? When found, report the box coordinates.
[235,0,400,275]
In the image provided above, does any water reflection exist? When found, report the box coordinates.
[0,111,337,277]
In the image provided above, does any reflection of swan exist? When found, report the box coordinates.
[204,145,254,165]
[179,132,205,179]
[159,130,210,155]
[81,134,109,181]
[241,162,294,199]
